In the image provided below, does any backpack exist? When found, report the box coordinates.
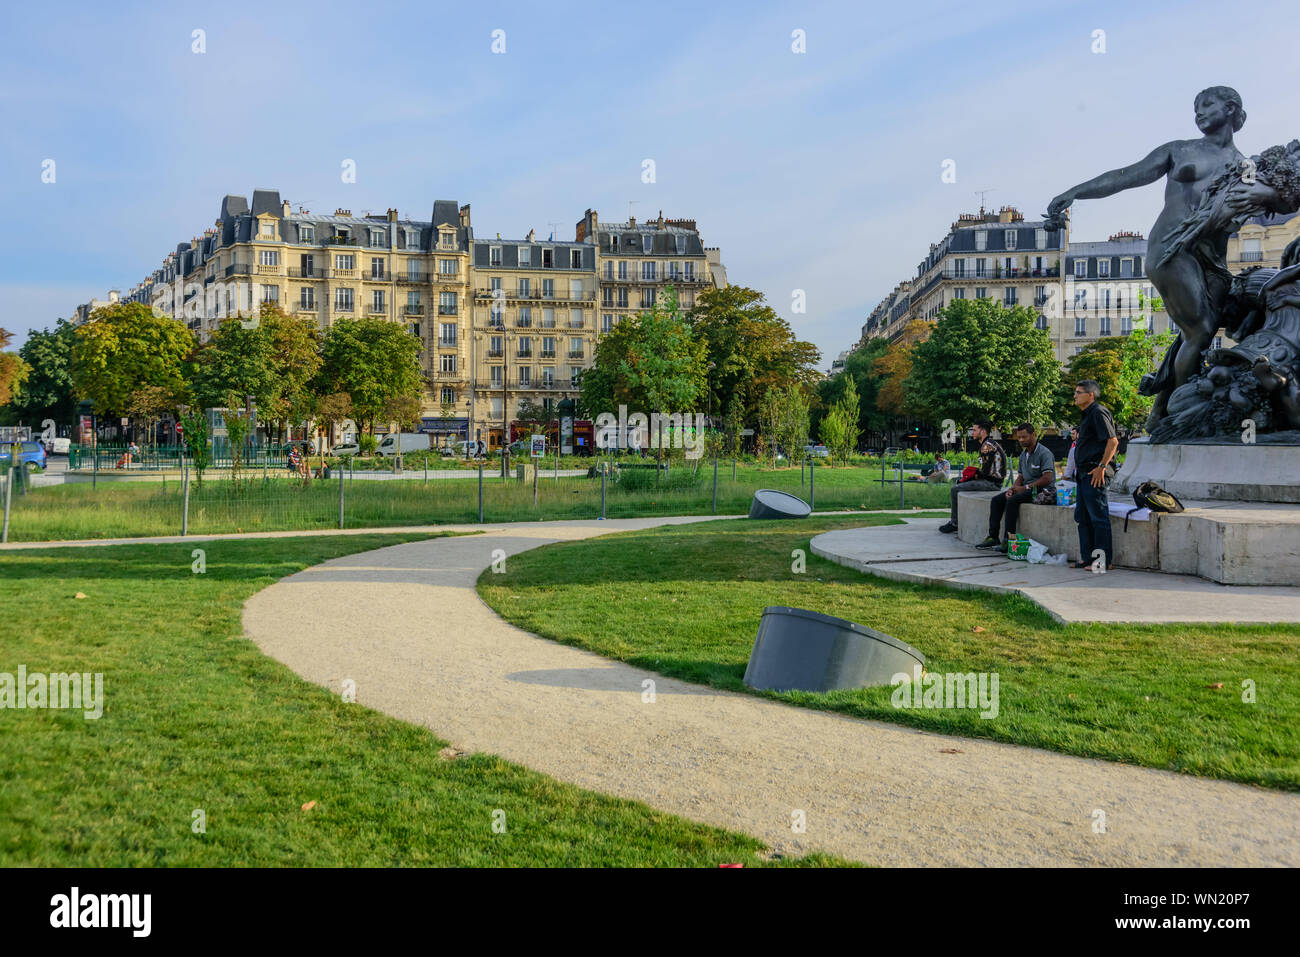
[1125,481,1184,531]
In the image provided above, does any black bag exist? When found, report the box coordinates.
[1125,481,1185,531]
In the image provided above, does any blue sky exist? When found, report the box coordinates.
[3,0,1298,364]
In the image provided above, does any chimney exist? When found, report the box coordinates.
[629,215,636,227]
[388,208,398,223]
[282,200,291,217]
[335,208,351,217]
[526,228,535,242]
[459,204,471,227]
[109,290,120,303]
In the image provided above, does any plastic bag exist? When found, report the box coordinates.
[1055,481,1077,506]
[1025,539,1050,563]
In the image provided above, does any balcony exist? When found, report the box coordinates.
[225,264,253,277]
[439,304,458,315]
[1240,251,1264,262]
[368,306,388,316]
[256,263,283,275]
[539,350,556,359]
[487,349,504,358]
[288,266,327,279]
[473,287,596,302]
[404,305,425,315]
[567,351,585,359]
[515,317,531,327]
[327,236,358,246]
[539,319,557,329]
[438,337,457,347]
[397,273,429,284]
[568,321,585,329]
[331,268,358,279]
[516,350,532,359]
[436,269,461,279]
[364,271,386,282]
[334,302,355,312]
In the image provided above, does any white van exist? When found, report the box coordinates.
[375,433,432,456]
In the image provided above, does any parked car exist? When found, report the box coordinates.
[883,447,902,457]
[865,447,880,457]
[331,443,362,457]
[0,440,47,472]
[804,444,830,458]
[375,433,432,457]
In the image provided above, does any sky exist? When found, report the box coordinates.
[3,0,1298,366]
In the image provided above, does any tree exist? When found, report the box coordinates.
[126,385,182,448]
[759,388,782,469]
[260,305,322,442]
[578,288,708,461]
[4,320,75,427]
[179,407,210,489]
[0,329,31,412]
[903,298,1059,437]
[780,385,811,465]
[724,392,744,456]
[69,302,194,417]
[315,392,353,449]
[686,285,821,425]
[189,316,277,415]
[818,404,849,466]
[514,398,551,440]
[317,317,423,434]
[814,336,898,443]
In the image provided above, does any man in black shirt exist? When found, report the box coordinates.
[1071,380,1119,569]
[939,418,1007,534]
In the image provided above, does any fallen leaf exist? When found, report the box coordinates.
[972,626,986,634]
[74,592,87,599]
[1207,682,1224,690]
[938,747,964,754]
[301,800,317,811]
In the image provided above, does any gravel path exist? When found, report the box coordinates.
[242,517,1300,866]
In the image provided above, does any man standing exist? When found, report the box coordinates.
[939,419,1006,534]
[1071,380,1119,569]
[977,423,1056,549]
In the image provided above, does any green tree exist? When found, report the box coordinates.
[69,303,194,417]
[814,337,893,441]
[0,329,31,413]
[261,305,322,442]
[759,388,782,469]
[686,285,821,424]
[724,392,744,456]
[818,404,849,466]
[317,317,423,434]
[5,319,76,426]
[179,407,210,489]
[189,317,276,415]
[904,298,1059,436]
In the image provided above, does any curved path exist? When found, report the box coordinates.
[243,517,1300,866]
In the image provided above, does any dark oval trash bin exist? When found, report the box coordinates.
[743,606,926,692]
[748,488,811,519]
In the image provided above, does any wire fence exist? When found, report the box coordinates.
[0,457,954,543]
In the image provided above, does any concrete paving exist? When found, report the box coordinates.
[242,519,1300,867]
[812,518,1300,624]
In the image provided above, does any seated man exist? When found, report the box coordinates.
[926,452,952,483]
[977,422,1056,550]
[938,419,1006,534]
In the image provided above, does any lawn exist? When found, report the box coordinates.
[477,517,1300,791]
[0,533,843,866]
[3,463,949,541]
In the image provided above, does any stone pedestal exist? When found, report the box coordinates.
[1116,439,1300,504]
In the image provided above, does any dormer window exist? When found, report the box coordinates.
[370,229,384,248]
[610,235,619,252]
[519,246,532,267]
[675,234,686,254]
[406,228,418,248]
[642,233,653,254]
[1005,229,1018,250]
[440,230,454,249]
[261,221,275,238]
[489,245,502,266]
[299,224,314,243]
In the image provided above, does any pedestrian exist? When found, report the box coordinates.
[1070,380,1119,570]
[939,419,1006,534]
[977,423,1056,550]
[926,451,951,483]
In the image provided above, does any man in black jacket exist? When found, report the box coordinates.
[1071,380,1119,569]
[939,419,1007,534]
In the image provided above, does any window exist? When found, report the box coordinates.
[1074,260,1087,278]
[439,322,456,345]
[541,368,554,388]
[406,229,419,248]
[335,254,354,270]
[675,234,686,254]
[517,278,531,297]
[1002,256,1015,276]
[542,248,554,268]
[371,258,385,279]
[640,288,656,308]
[603,262,613,280]
[299,224,315,243]
[616,288,628,307]
[1075,316,1087,336]
[1035,228,1047,250]
[518,246,531,267]
[952,287,966,299]
[975,231,988,251]
[975,286,987,299]
[952,259,966,278]
[300,287,315,310]
[409,323,420,338]
[1120,258,1134,278]
[261,221,275,238]
[618,260,628,280]
[602,288,615,306]
[489,246,502,266]
[610,235,619,252]
[407,260,421,281]
[570,279,585,301]
[542,308,555,328]
[1005,230,1018,250]
[1003,287,1016,306]
[569,366,582,387]
[571,249,583,268]
[602,314,614,333]
[439,258,457,275]
[1121,316,1133,335]
[641,233,653,254]
[335,288,353,311]
[542,279,555,299]
[1242,238,1263,261]
[370,230,384,248]
[684,262,695,280]
[440,388,455,405]
[1035,314,1048,330]
[975,258,988,278]
[489,335,503,357]
[407,291,421,309]
[1213,336,1223,350]
[440,231,454,249]
[518,367,531,386]
[1099,316,1111,335]
[261,285,279,303]
[517,305,530,326]
[259,250,279,266]
[439,354,457,373]
[517,336,532,357]
[569,337,584,358]
[490,366,503,387]
[542,337,556,358]
[641,261,656,281]
[1098,259,1111,278]
[489,276,502,292]
[373,290,386,313]
[1075,288,1088,310]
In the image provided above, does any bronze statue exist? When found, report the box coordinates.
[1045,87,1300,433]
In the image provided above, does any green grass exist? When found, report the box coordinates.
[477,517,1300,791]
[0,533,845,866]
[5,464,949,541]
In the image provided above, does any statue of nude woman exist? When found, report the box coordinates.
[1045,87,1290,428]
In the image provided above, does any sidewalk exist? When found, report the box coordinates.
[811,518,1300,624]
[242,520,1300,866]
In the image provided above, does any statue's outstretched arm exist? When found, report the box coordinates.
[1047,142,1176,218]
